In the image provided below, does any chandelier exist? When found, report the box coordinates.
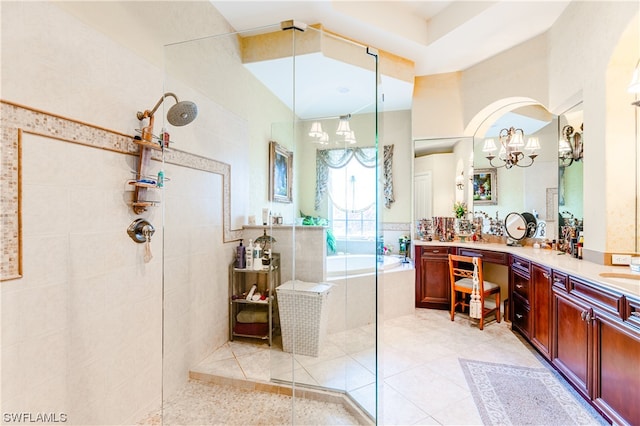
[558,124,583,167]
[482,127,540,169]
[308,114,356,145]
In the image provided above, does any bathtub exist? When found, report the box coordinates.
[324,254,414,333]
[326,254,403,277]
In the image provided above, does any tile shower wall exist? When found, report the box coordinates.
[1,2,241,424]
[1,117,233,425]
[2,133,163,424]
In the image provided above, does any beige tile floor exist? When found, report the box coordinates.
[190,308,549,425]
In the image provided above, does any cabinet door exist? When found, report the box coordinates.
[415,246,450,309]
[531,263,552,359]
[593,314,640,425]
[552,289,592,400]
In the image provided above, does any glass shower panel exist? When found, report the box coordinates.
[268,26,381,422]
[162,21,380,425]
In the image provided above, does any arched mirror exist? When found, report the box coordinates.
[472,104,558,240]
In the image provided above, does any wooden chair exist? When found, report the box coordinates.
[448,254,501,330]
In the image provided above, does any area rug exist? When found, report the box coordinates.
[459,359,607,425]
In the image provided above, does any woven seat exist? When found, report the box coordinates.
[448,254,501,330]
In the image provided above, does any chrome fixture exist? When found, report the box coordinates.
[127,218,155,243]
[137,92,198,127]
[559,124,583,167]
[482,127,540,169]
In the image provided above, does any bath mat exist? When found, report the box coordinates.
[459,359,607,425]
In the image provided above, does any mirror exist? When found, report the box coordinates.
[472,105,558,239]
[413,137,473,223]
[557,102,584,248]
[413,102,585,245]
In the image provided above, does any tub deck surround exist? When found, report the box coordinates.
[414,240,640,298]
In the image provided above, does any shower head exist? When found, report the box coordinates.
[136,92,198,126]
[167,100,198,126]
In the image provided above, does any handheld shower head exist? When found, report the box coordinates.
[167,101,198,126]
[136,92,198,126]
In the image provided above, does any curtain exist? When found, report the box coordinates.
[314,145,395,210]
[383,144,395,208]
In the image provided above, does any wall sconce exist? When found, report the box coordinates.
[455,172,465,190]
[559,124,583,167]
[482,127,540,169]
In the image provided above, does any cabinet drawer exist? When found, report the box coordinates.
[511,256,531,275]
[569,277,625,319]
[552,270,568,291]
[420,246,452,258]
[627,299,640,329]
[512,295,531,336]
[512,270,530,300]
[457,248,508,265]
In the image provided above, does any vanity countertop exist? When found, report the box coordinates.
[414,240,640,299]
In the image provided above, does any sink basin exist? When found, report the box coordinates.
[599,272,640,280]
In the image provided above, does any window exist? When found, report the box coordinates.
[328,157,376,238]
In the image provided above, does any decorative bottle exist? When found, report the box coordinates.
[253,242,263,270]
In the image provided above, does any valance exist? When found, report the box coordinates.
[314,145,395,211]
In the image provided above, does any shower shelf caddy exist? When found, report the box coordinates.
[229,253,280,346]
[130,136,162,214]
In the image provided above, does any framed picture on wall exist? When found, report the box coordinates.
[269,140,293,203]
[472,168,497,205]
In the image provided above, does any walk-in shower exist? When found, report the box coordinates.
[161,21,383,423]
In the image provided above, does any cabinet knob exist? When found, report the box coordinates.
[515,284,523,289]
[515,313,523,319]
[543,272,550,279]
[631,312,640,318]
[581,310,594,322]
[432,250,440,253]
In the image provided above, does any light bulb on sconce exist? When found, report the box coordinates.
[455,172,465,190]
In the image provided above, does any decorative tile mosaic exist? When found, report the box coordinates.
[0,100,240,281]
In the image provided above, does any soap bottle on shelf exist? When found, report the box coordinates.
[253,242,263,270]
[246,239,254,270]
[235,239,246,269]
[157,170,165,188]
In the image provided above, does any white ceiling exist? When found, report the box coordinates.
[211,0,569,124]
[212,1,570,76]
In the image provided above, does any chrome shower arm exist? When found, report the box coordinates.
[136,92,179,120]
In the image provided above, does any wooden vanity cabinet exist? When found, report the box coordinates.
[530,263,552,359]
[414,245,453,309]
[551,276,640,424]
[552,286,593,400]
[592,311,640,425]
[509,257,552,359]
